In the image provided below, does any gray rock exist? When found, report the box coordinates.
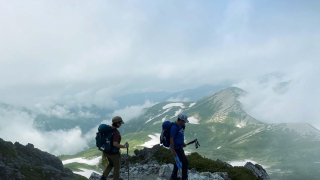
[0,138,77,180]
[26,143,34,149]
[148,160,159,166]
[0,161,5,168]
[143,164,149,170]
[190,168,197,173]
[199,172,224,180]
[89,172,101,180]
[213,172,230,180]
[188,173,207,180]
[245,162,270,180]
[133,144,163,164]
[159,164,173,178]
[211,173,224,180]
[14,162,21,169]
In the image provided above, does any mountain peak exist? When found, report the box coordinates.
[189,87,261,126]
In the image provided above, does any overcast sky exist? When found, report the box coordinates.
[0,0,319,154]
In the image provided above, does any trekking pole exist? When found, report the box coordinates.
[186,139,201,148]
[126,142,129,180]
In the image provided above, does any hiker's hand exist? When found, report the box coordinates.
[172,151,176,157]
[125,142,129,148]
[183,143,186,147]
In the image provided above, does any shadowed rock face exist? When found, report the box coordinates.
[245,162,270,180]
[0,138,76,180]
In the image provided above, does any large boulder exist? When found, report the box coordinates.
[245,162,270,180]
[0,138,76,180]
[133,144,163,164]
[158,164,174,179]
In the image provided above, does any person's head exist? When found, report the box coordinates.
[112,116,124,128]
[176,113,189,126]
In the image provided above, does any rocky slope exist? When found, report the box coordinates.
[0,138,86,180]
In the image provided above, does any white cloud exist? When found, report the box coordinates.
[1,0,319,110]
[111,100,154,122]
[84,119,112,143]
[167,95,191,102]
[34,104,100,119]
[0,0,319,149]
[234,62,320,129]
[0,107,89,155]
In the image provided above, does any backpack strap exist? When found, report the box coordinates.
[110,128,118,152]
[172,123,185,137]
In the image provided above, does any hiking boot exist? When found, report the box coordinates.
[170,176,181,180]
[100,175,106,180]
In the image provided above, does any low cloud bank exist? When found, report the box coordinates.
[0,101,154,155]
[234,64,320,130]
[111,100,155,122]
[0,108,88,155]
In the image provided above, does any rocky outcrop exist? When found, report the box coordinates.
[0,138,78,180]
[245,162,270,180]
[89,145,232,180]
[90,145,270,180]
[89,163,230,180]
[133,144,163,164]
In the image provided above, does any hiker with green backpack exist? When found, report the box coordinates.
[96,116,129,180]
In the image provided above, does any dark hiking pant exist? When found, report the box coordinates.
[103,153,121,180]
[171,148,188,180]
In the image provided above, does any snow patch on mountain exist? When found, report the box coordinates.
[237,125,242,128]
[62,156,101,166]
[138,133,160,148]
[174,109,183,116]
[188,117,199,124]
[145,108,171,123]
[73,168,101,178]
[162,115,167,122]
[217,146,221,149]
[231,126,266,144]
[189,103,196,107]
[163,103,185,109]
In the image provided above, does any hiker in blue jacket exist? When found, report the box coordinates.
[170,113,189,180]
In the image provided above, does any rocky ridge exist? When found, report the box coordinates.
[0,138,81,180]
[90,145,269,180]
[89,164,231,180]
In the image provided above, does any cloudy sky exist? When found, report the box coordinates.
[0,0,319,154]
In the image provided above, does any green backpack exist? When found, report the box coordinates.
[95,124,120,153]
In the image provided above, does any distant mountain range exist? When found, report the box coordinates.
[113,84,229,109]
[32,84,229,134]
[60,87,320,180]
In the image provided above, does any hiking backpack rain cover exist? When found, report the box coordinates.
[96,124,119,153]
